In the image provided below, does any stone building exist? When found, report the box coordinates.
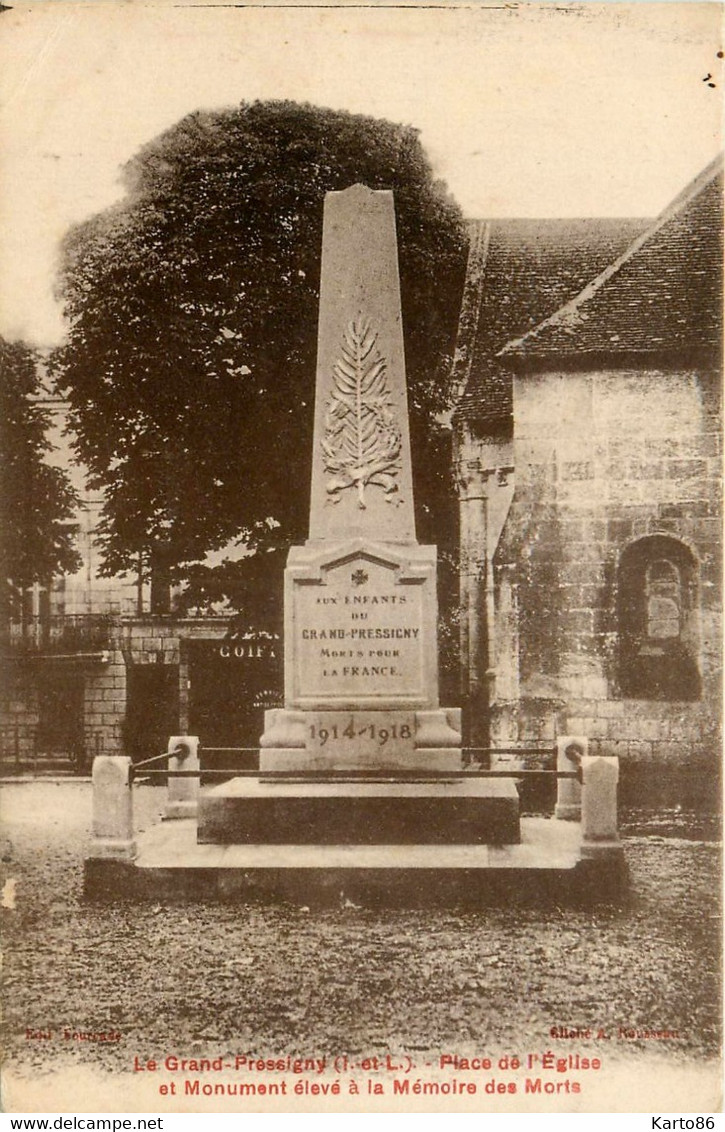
[2,578,280,772]
[452,156,723,802]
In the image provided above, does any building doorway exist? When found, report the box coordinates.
[37,669,85,765]
[187,636,282,759]
[124,664,180,762]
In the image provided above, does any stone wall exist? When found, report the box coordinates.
[498,364,721,770]
[83,645,127,758]
[456,363,722,785]
[1,616,234,769]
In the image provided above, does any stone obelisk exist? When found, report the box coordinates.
[261,185,462,769]
[197,186,519,846]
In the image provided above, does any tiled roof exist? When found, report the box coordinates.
[501,155,723,361]
[452,216,649,427]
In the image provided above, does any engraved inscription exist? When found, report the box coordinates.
[306,712,415,754]
[292,559,427,704]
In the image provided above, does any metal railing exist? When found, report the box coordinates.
[89,736,623,866]
[129,743,578,785]
[1,615,114,655]
[0,726,103,774]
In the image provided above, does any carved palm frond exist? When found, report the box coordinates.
[322,318,402,508]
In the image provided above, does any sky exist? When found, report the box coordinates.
[0,0,722,345]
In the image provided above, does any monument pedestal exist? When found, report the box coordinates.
[198,185,521,860]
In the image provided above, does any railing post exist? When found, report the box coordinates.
[88,755,136,860]
[165,735,200,820]
[580,755,622,859]
[554,735,586,820]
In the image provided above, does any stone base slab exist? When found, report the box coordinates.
[164,801,198,820]
[84,818,630,905]
[87,837,137,861]
[581,837,624,859]
[555,802,582,821]
[197,777,520,846]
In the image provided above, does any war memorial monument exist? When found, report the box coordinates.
[86,185,622,901]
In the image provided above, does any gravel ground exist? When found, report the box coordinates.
[0,781,721,1089]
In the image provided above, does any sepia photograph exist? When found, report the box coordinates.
[0,0,722,1115]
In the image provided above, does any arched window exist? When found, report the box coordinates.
[618,537,700,701]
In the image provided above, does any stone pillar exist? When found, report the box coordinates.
[495,566,520,704]
[165,735,200,820]
[89,756,136,860]
[580,755,622,858]
[555,735,586,820]
[458,459,489,748]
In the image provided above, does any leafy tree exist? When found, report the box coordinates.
[54,101,467,616]
[0,338,81,616]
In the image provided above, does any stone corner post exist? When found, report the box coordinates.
[580,755,623,859]
[89,755,136,861]
[164,735,200,820]
[554,735,586,821]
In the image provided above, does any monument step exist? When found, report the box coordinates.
[197,777,520,846]
[85,818,619,907]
